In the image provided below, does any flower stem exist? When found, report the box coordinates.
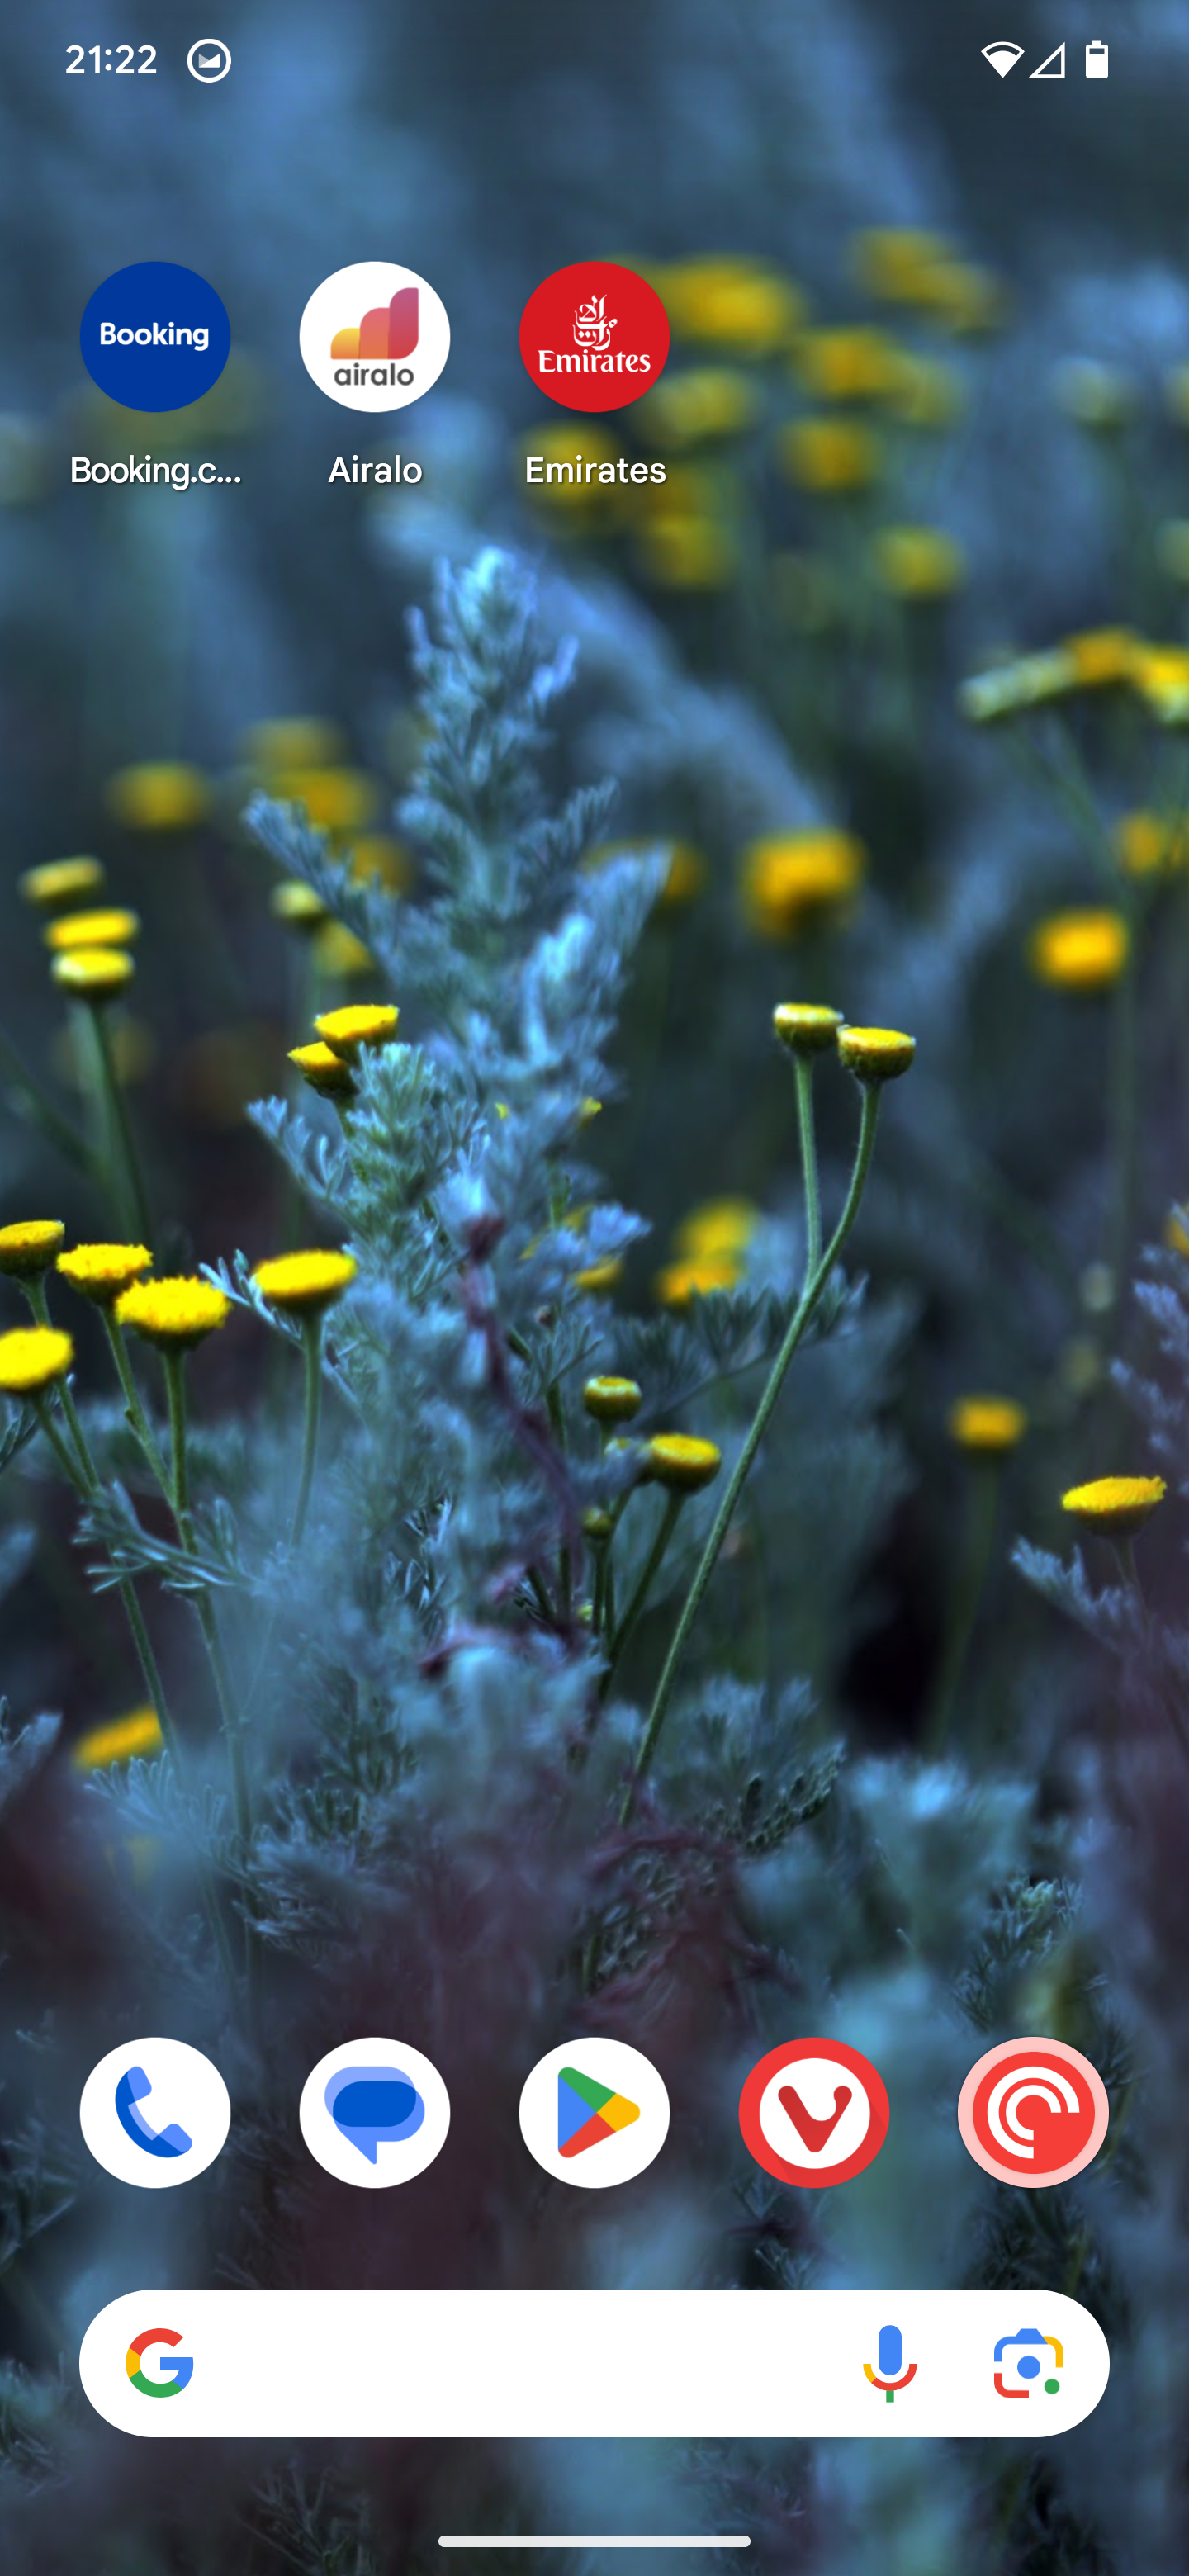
[102,1307,169,1487]
[88,1000,154,1251]
[163,1351,253,1853]
[1106,916,1139,1331]
[21,1278,97,1494]
[0,1020,97,1177]
[926,1461,1002,1751]
[793,1054,822,1282]
[626,1086,882,1816]
[604,1491,684,1714]
[291,1315,324,1548]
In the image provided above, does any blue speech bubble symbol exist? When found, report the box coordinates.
[324,2066,425,2164]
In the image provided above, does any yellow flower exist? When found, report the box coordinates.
[837,1025,917,1082]
[773,1002,844,1055]
[781,419,880,493]
[272,769,380,832]
[1131,644,1189,725]
[0,1219,65,1278]
[314,1002,400,1057]
[584,838,708,910]
[1054,359,1136,433]
[948,1395,1028,1455]
[571,1255,623,1296]
[1165,1210,1189,1257]
[1028,909,1130,993]
[1114,811,1188,878]
[349,835,414,893]
[51,947,135,1000]
[19,855,106,912]
[795,327,902,403]
[0,1324,73,1395]
[106,762,210,831]
[653,1251,741,1306]
[245,717,346,773]
[289,1041,358,1100]
[1061,1475,1166,1537]
[871,525,964,600]
[252,1249,357,1313]
[1064,627,1138,689]
[56,1242,153,1305]
[636,516,735,588]
[881,353,963,430]
[115,1276,231,1348]
[656,258,803,356]
[45,907,140,954]
[315,922,374,978]
[850,228,955,305]
[914,260,1006,335]
[673,1197,758,1261]
[741,830,865,940]
[959,651,1078,723]
[583,1375,643,1425]
[72,1706,163,1771]
[637,367,758,450]
[643,1432,722,1493]
[270,881,329,934]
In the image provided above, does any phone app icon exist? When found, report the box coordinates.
[519,2038,670,2189]
[299,2038,450,2188]
[957,2036,1108,2186]
[738,2037,890,2188]
[80,2038,230,2189]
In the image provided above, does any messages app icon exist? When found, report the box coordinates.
[300,2039,449,2189]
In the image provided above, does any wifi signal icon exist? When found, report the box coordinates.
[982,39,1025,74]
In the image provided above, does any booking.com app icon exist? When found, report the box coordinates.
[79,261,230,411]
[299,2038,450,2188]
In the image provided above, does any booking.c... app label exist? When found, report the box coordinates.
[299,263,450,411]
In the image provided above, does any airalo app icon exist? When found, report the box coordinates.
[519,259,670,411]
[299,263,450,412]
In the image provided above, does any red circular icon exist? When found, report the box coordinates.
[957,2036,1108,2188]
[518,260,670,411]
[738,2038,890,2190]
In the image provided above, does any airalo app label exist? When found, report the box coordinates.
[299,263,450,412]
[80,262,230,412]
[519,259,670,411]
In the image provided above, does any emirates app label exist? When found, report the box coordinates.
[519,259,670,410]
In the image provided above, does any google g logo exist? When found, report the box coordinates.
[126,2326,193,2398]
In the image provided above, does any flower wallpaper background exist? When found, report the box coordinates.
[1,0,1188,2568]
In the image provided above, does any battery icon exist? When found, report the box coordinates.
[1086,41,1109,75]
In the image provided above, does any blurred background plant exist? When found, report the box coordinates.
[2,2,1189,2570]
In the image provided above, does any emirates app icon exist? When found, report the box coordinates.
[519,259,670,411]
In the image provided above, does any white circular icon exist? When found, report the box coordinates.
[519,2038,670,2190]
[79,2036,230,2189]
[299,2038,450,2190]
[187,39,231,82]
[298,262,450,412]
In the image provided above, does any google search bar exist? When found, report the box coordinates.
[80,2289,1108,2439]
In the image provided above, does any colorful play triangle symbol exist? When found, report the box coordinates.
[557,2064,641,2158]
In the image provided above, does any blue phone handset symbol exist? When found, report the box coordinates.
[115,2065,193,2159]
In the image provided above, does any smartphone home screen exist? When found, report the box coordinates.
[0,7,1182,2573]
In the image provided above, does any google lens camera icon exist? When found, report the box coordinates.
[993,2326,1064,2399]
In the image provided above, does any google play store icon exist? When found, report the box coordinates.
[519,2037,670,2188]
[557,2066,641,2157]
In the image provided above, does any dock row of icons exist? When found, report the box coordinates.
[78,2032,1111,2195]
[983,40,1108,77]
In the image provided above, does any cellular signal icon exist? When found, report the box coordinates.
[982,39,1024,75]
[864,2322,918,2403]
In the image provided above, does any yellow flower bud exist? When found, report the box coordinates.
[1061,1475,1166,1536]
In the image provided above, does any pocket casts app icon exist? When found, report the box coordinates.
[519,2037,670,2190]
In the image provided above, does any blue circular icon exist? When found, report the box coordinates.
[80,262,230,413]
[1016,2353,1041,2379]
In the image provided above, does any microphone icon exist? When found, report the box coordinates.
[864,2322,917,2402]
